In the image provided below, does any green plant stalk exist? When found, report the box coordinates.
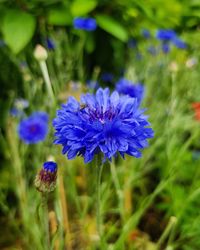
[95,155,104,240]
[39,60,55,103]
[41,193,50,250]
[110,161,124,221]
[7,119,27,222]
[114,178,172,249]
[58,169,72,250]
[156,216,177,249]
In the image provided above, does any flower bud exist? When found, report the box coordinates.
[34,161,57,193]
[34,44,48,61]
[186,57,197,68]
[169,61,179,72]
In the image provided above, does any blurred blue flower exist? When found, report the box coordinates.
[156,29,176,41]
[161,43,170,54]
[141,29,151,39]
[147,46,157,56]
[53,88,153,163]
[10,108,24,117]
[10,98,29,117]
[46,38,55,50]
[128,38,137,48]
[101,72,114,82]
[136,52,143,60]
[69,81,82,91]
[86,80,99,90]
[172,37,187,49]
[43,161,57,173]
[116,78,144,104]
[15,98,29,109]
[73,17,97,31]
[18,112,49,144]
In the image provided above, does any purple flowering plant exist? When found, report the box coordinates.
[18,111,49,144]
[53,88,153,163]
[116,78,145,105]
[156,29,176,41]
[73,17,97,31]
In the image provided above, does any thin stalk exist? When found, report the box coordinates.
[156,216,177,249]
[58,169,72,250]
[110,161,124,221]
[95,156,104,240]
[41,194,50,250]
[6,119,27,221]
[49,211,59,250]
[39,60,55,103]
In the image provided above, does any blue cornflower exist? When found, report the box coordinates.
[10,108,24,117]
[156,29,176,41]
[46,38,55,50]
[136,52,143,60]
[141,29,151,39]
[101,72,114,82]
[18,112,49,144]
[172,37,187,49]
[10,98,29,117]
[53,88,154,163]
[128,38,137,48]
[116,78,144,104]
[147,46,157,56]
[86,80,99,90]
[73,17,97,31]
[161,43,170,54]
[14,98,29,109]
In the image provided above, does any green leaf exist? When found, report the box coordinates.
[2,10,36,54]
[71,0,97,16]
[47,7,73,26]
[95,15,128,42]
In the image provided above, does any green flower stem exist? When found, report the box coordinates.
[110,161,124,221]
[39,60,55,103]
[7,119,27,222]
[95,155,104,240]
[58,169,72,250]
[156,216,177,249]
[41,194,50,250]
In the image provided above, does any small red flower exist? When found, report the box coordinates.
[192,102,200,121]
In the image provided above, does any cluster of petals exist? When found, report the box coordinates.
[18,112,49,144]
[116,78,144,105]
[53,88,154,163]
[73,17,97,31]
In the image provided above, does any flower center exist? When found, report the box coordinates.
[29,124,39,134]
[87,106,116,124]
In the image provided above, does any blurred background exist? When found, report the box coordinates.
[1,0,200,249]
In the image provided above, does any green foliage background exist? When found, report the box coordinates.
[1,1,200,250]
